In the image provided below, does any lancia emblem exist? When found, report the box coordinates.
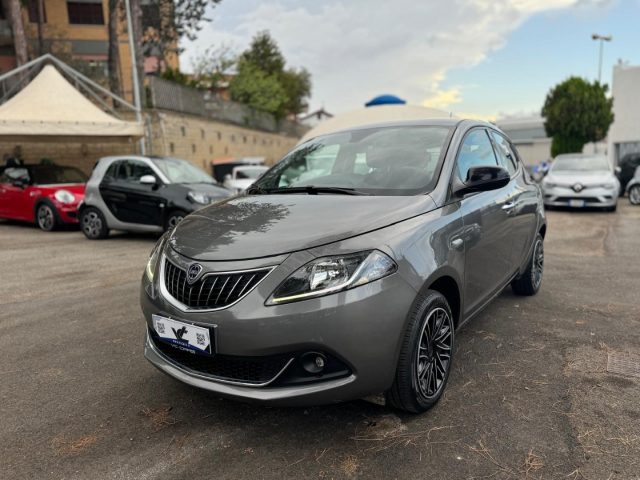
[572,183,584,193]
[187,264,203,284]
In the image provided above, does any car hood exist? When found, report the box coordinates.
[169,194,437,261]
[546,170,616,186]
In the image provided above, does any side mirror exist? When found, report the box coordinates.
[11,179,27,189]
[140,174,157,185]
[224,173,232,181]
[614,166,621,175]
[453,165,510,197]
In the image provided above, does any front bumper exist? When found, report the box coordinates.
[55,202,81,223]
[542,185,618,208]
[140,251,417,406]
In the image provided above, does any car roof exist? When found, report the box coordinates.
[301,118,498,144]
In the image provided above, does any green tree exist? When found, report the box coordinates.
[542,77,614,157]
[280,67,311,116]
[239,30,285,76]
[190,44,236,90]
[229,60,287,116]
[229,31,312,118]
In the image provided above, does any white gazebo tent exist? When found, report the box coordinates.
[0,54,143,143]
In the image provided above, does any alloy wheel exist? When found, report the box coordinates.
[531,238,544,289]
[630,186,640,205]
[82,211,103,238]
[37,205,54,231]
[416,307,453,399]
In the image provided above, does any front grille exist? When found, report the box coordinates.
[164,260,270,310]
[555,196,601,203]
[150,332,291,384]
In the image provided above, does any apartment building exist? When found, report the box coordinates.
[0,0,177,102]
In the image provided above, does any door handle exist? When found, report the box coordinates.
[502,201,516,211]
[450,238,464,250]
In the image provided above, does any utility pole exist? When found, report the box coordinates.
[591,33,612,84]
[124,0,145,154]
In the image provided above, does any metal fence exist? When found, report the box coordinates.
[147,77,307,137]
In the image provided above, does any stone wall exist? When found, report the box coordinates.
[146,110,299,173]
[0,108,301,176]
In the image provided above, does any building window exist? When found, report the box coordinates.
[67,1,104,25]
[209,145,213,154]
[243,135,247,144]
[191,144,196,154]
[201,128,205,139]
[27,0,47,23]
[169,142,175,154]
[217,132,221,140]
[180,126,186,136]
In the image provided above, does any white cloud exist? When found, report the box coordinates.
[181,0,612,116]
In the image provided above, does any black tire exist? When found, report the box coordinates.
[35,202,58,231]
[511,233,544,296]
[80,207,109,240]
[164,209,187,232]
[629,185,640,205]
[387,290,455,413]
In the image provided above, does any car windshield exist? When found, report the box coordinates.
[552,155,610,172]
[234,167,267,179]
[152,157,215,184]
[251,125,452,196]
[31,165,88,184]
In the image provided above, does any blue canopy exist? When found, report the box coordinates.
[365,94,407,107]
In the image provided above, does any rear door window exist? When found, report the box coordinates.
[489,131,518,175]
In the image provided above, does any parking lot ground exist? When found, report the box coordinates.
[1,202,640,480]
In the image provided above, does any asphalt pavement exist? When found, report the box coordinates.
[1,202,639,480]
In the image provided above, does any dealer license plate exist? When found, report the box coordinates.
[569,199,585,208]
[152,314,214,355]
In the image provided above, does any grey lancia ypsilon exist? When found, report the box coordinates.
[140,119,546,413]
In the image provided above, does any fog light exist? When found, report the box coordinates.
[301,352,327,374]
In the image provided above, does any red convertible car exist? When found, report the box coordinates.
[0,163,87,231]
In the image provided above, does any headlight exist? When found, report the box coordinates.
[145,235,167,282]
[267,250,397,305]
[54,189,75,204]
[187,191,209,204]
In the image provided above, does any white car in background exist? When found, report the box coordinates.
[223,165,269,193]
[542,154,620,211]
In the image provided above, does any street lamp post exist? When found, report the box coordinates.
[591,33,612,84]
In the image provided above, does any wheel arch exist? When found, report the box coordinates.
[412,267,463,328]
[33,196,59,221]
[539,223,547,239]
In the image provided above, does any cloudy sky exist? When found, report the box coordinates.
[180,0,640,120]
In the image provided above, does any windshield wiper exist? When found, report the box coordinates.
[263,186,369,196]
